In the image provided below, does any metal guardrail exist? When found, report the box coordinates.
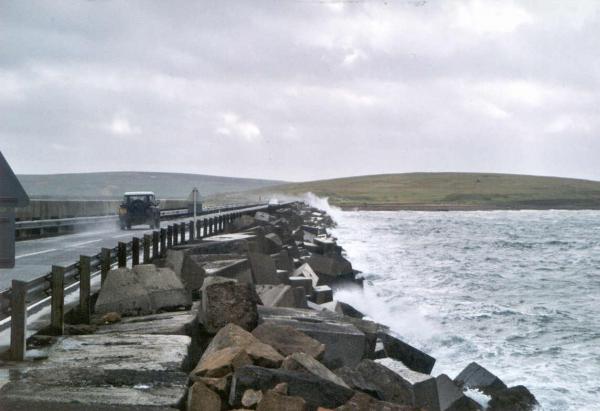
[1,201,288,360]
[14,203,263,232]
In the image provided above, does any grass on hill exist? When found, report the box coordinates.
[17,171,284,200]
[253,173,600,210]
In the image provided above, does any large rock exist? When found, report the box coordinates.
[191,346,252,378]
[436,374,481,411]
[282,352,349,388]
[488,386,538,411]
[133,264,192,311]
[454,362,508,396]
[257,390,307,411]
[248,252,280,285]
[201,323,283,369]
[229,366,354,409]
[252,323,325,360]
[187,381,222,411]
[94,267,153,316]
[379,332,436,374]
[201,277,259,333]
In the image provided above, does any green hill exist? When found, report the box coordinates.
[255,173,600,210]
[17,171,284,200]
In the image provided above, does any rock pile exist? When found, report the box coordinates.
[0,202,538,411]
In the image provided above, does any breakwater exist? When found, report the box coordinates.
[0,202,538,410]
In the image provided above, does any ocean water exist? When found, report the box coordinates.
[325,207,600,410]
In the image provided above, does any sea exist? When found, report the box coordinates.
[312,198,600,410]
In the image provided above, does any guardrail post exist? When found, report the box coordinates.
[167,225,173,248]
[173,224,179,246]
[79,255,91,324]
[132,237,140,266]
[50,265,65,336]
[117,242,127,267]
[10,280,28,361]
[152,231,159,260]
[160,228,167,257]
[181,222,186,243]
[203,219,208,238]
[196,219,201,239]
[101,248,111,285]
[143,234,151,264]
[219,215,224,232]
[209,217,213,236]
[189,220,195,241]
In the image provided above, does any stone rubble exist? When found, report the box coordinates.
[0,202,539,411]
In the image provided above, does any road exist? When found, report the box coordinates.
[0,206,263,291]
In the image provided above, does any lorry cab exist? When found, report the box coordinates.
[119,191,161,229]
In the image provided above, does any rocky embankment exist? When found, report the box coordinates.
[0,202,539,411]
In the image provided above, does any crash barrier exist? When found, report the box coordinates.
[0,204,277,361]
[14,203,262,239]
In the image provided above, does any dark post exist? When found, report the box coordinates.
[101,248,111,285]
[143,234,151,264]
[9,280,27,361]
[79,255,91,324]
[181,222,186,243]
[209,217,213,236]
[152,231,159,260]
[219,215,224,232]
[132,237,140,266]
[50,265,65,335]
[117,242,127,267]
[160,228,167,257]
[203,219,208,238]
[167,225,173,248]
[173,224,179,246]
[196,219,201,238]
[189,220,195,241]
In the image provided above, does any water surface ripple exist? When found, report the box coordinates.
[331,210,600,411]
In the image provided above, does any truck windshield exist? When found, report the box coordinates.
[125,195,152,203]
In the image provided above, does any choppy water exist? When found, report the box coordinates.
[327,208,600,410]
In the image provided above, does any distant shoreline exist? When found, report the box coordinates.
[338,203,600,211]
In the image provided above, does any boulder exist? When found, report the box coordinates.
[187,381,221,411]
[488,386,538,411]
[311,285,333,304]
[379,332,436,374]
[193,376,231,397]
[248,252,280,285]
[257,390,307,411]
[191,346,252,378]
[201,324,284,369]
[242,389,264,408]
[454,362,508,396]
[133,264,192,311]
[201,277,259,333]
[282,352,349,388]
[94,267,153,316]
[252,323,326,360]
[229,366,354,409]
[436,374,481,411]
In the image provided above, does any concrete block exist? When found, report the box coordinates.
[94,267,153,316]
[252,323,325,360]
[293,263,320,287]
[133,265,192,311]
[288,276,313,294]
[258,284,296,308]
[201,277,259,333]
[248,252,280,285]
[311,285,333,304]
[377,359,440,411]
[437,374,482,411]
[379,331,436,374]
[292,286,309,309]
[264,233,283,254]
[307,253,353,278]
[454,362,507,396]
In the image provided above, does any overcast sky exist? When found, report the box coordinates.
[1,1,599,182]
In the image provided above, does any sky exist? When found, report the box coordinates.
[1,0,600,182]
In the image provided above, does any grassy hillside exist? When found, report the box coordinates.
[256,173,600,210]
[17,171,284,199]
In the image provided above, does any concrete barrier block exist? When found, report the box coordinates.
[311,285,333,304]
